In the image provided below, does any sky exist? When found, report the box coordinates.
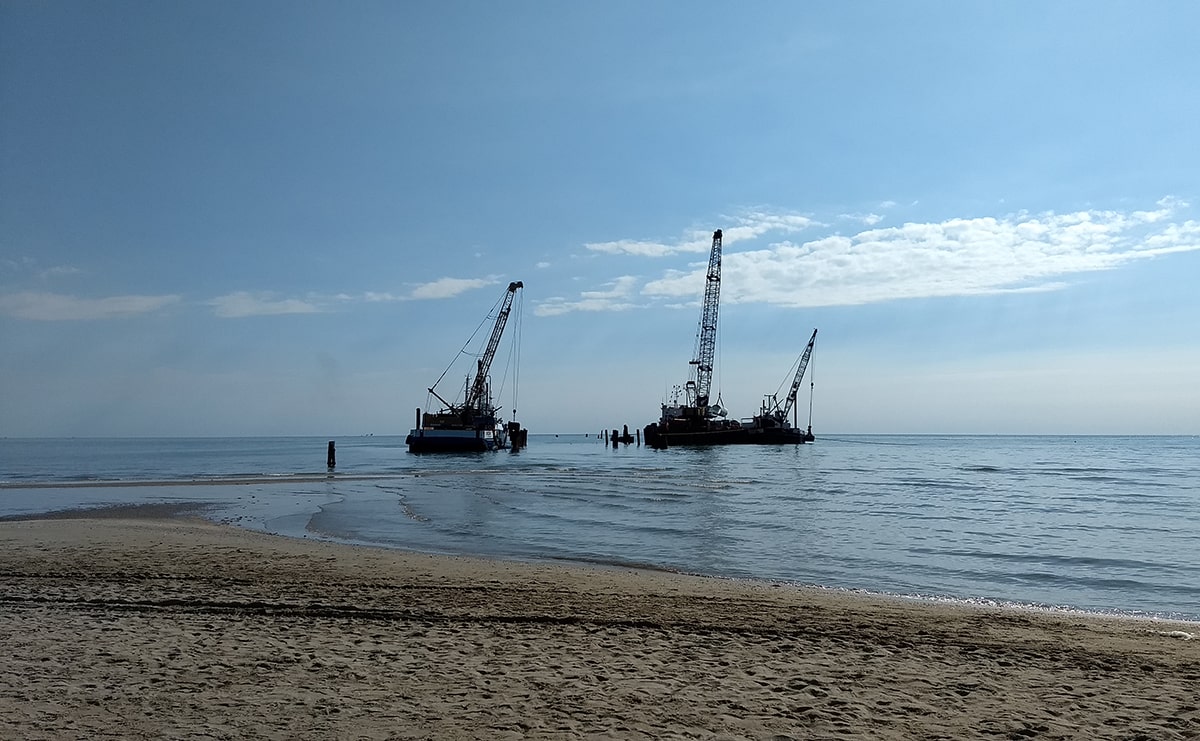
[2,1,1199,437]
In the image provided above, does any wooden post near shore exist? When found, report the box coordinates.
[327,441,336,469]
[603,426,641,446]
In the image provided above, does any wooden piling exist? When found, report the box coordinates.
[326,440,336,468]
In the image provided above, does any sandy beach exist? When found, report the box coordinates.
[1,509,1197,740]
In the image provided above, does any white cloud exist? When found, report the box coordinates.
[209,292,321,318]
[839,212,884,226]
[0,257,81,280]
[409,277,494,300]
[642,267,706,300]
[534,275,640,316]
[0,256,37,275]
[584,210,814,257]
[1141,220,1200,252]
[536,261,551,269]
[362,292,404,302]
[571,199,1200,313]
[724,211,815,241]
[715,203,1200,307]
[0,291,180,320]
[584,239,677,257]
[39,265,82,279]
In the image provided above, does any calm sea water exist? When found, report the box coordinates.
[1,434,1197,621]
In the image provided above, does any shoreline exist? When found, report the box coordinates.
[6,502,1198,626]
[0,473,403,490]
[2,511,1198,739]
[4,435,1195,628]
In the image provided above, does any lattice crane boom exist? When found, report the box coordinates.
[690,229,722,410]
[465,281,523,412]
[781,328,818,421]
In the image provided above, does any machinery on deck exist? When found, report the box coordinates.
[754,328,818,441]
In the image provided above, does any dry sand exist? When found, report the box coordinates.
[1,510,1197,740]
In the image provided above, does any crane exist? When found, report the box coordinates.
[687,229,722,413]
[767,328,818,425]
[465,280,522,413]
[427,281,523,419]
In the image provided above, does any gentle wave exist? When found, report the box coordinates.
[3,434,1198,621]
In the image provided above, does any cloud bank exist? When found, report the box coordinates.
[536,276,641,317]
[0,292,180,320]
[207,292,321,318]
[408,277,494,300]
[5,200,1195,322]
[547,199,1200,314]
[583,211,817,257]
[205,278,499,317]
[0,279,504,321]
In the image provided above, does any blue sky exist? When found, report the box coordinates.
[2,2,1198,436]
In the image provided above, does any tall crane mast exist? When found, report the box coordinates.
[779,328,818,422]
[688,229,722,412]
[464,281,522,413]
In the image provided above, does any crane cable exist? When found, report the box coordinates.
[504,290,522,420]
[428,291,507,403]
[492,288,523,420]
[806,350,816,426]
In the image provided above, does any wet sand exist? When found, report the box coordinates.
[1,512,1197,739]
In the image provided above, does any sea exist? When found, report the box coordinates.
[1,434,1197,622]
